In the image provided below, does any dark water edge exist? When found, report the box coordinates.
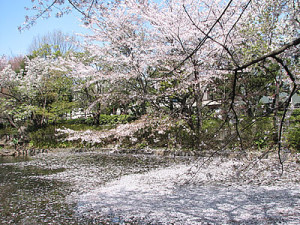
[0,153,182,225]
[0,158,77,224]
[0,156,31,164]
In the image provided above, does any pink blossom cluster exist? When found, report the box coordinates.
[57,116,149,144]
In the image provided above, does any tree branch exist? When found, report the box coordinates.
[0,90,21,102]
[174,0,234,71]
[235,38,300,71]
[67,0,88,17]
[230,70,244,150]
[272,56,298,175]
[224,0,252,45]
[183,4,240,67]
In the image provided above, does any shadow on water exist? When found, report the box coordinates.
[0,157,77,224]
[0,156,31,164]
[0,152,182,225]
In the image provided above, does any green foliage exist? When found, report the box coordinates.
[0,127,18,137]
[29,125,83,149]
[27,114,135,148]
[48,100,77,122]
[240,116,274,149]
[202,117,222,132]
[169,124,195,149]
[29,126,58,148]
[57,114,135,126]
[159,80,173,92]
[30,43,66,59]
[286,126,300,151]
[136,139,148,149]
[290,109,300,120]
[31,44,53,58]
[254,134,268,150]
[31,73,76,126]
[286,109,300,151]
[60,123,110,132]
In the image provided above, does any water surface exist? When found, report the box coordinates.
[0,152,299,224]
[0,152,181,224]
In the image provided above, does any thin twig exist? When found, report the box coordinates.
[234,38,300,71]
[230,70,244,150]
[183,4,239,67]
[272,56,298,175]
[173,0,234,72]
[67,0,88,17]
[223,0,252,45]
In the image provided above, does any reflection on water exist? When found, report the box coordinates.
[0,158,76,224]
[0,156,31,164]
[0,152,180,224]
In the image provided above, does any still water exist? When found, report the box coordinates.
[0,151,181,224]
[1,152,299,224]
[0,156,76,224]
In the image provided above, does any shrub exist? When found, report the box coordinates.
[286,126,300,151]
[29,125,66,148]
[285,109,300,152]
[57,114,135,126]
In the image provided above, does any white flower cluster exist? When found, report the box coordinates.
[56,116,148,144]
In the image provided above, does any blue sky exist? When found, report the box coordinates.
[0,1,87,57]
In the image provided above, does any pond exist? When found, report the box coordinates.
[0,156,75,224]
[0,151,299,224]
[0,151,186,224]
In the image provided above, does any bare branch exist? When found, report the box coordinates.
[224,0,252,45]
[172,0,234,72]
[0,90,21,102]
[229,70,244,150]
[235,38,300,71]
[67,0,88,17]
[272,56,298,175]
[87,0,96,17]
[183,4,239,67]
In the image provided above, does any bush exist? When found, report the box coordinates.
[286,126,300,151]
[57,114,135,126]
[27,114,136,148]
[29,125,71,148]
[285,109,300,152]
[0,127,18,137]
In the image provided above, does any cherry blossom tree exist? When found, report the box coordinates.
[0,54,76,129]
[22,0,299,154]
[0,56,25,129]
[77,0,298,148]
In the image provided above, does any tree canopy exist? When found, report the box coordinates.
[0,0,298,159]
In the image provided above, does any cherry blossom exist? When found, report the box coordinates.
[19,0,300,149]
